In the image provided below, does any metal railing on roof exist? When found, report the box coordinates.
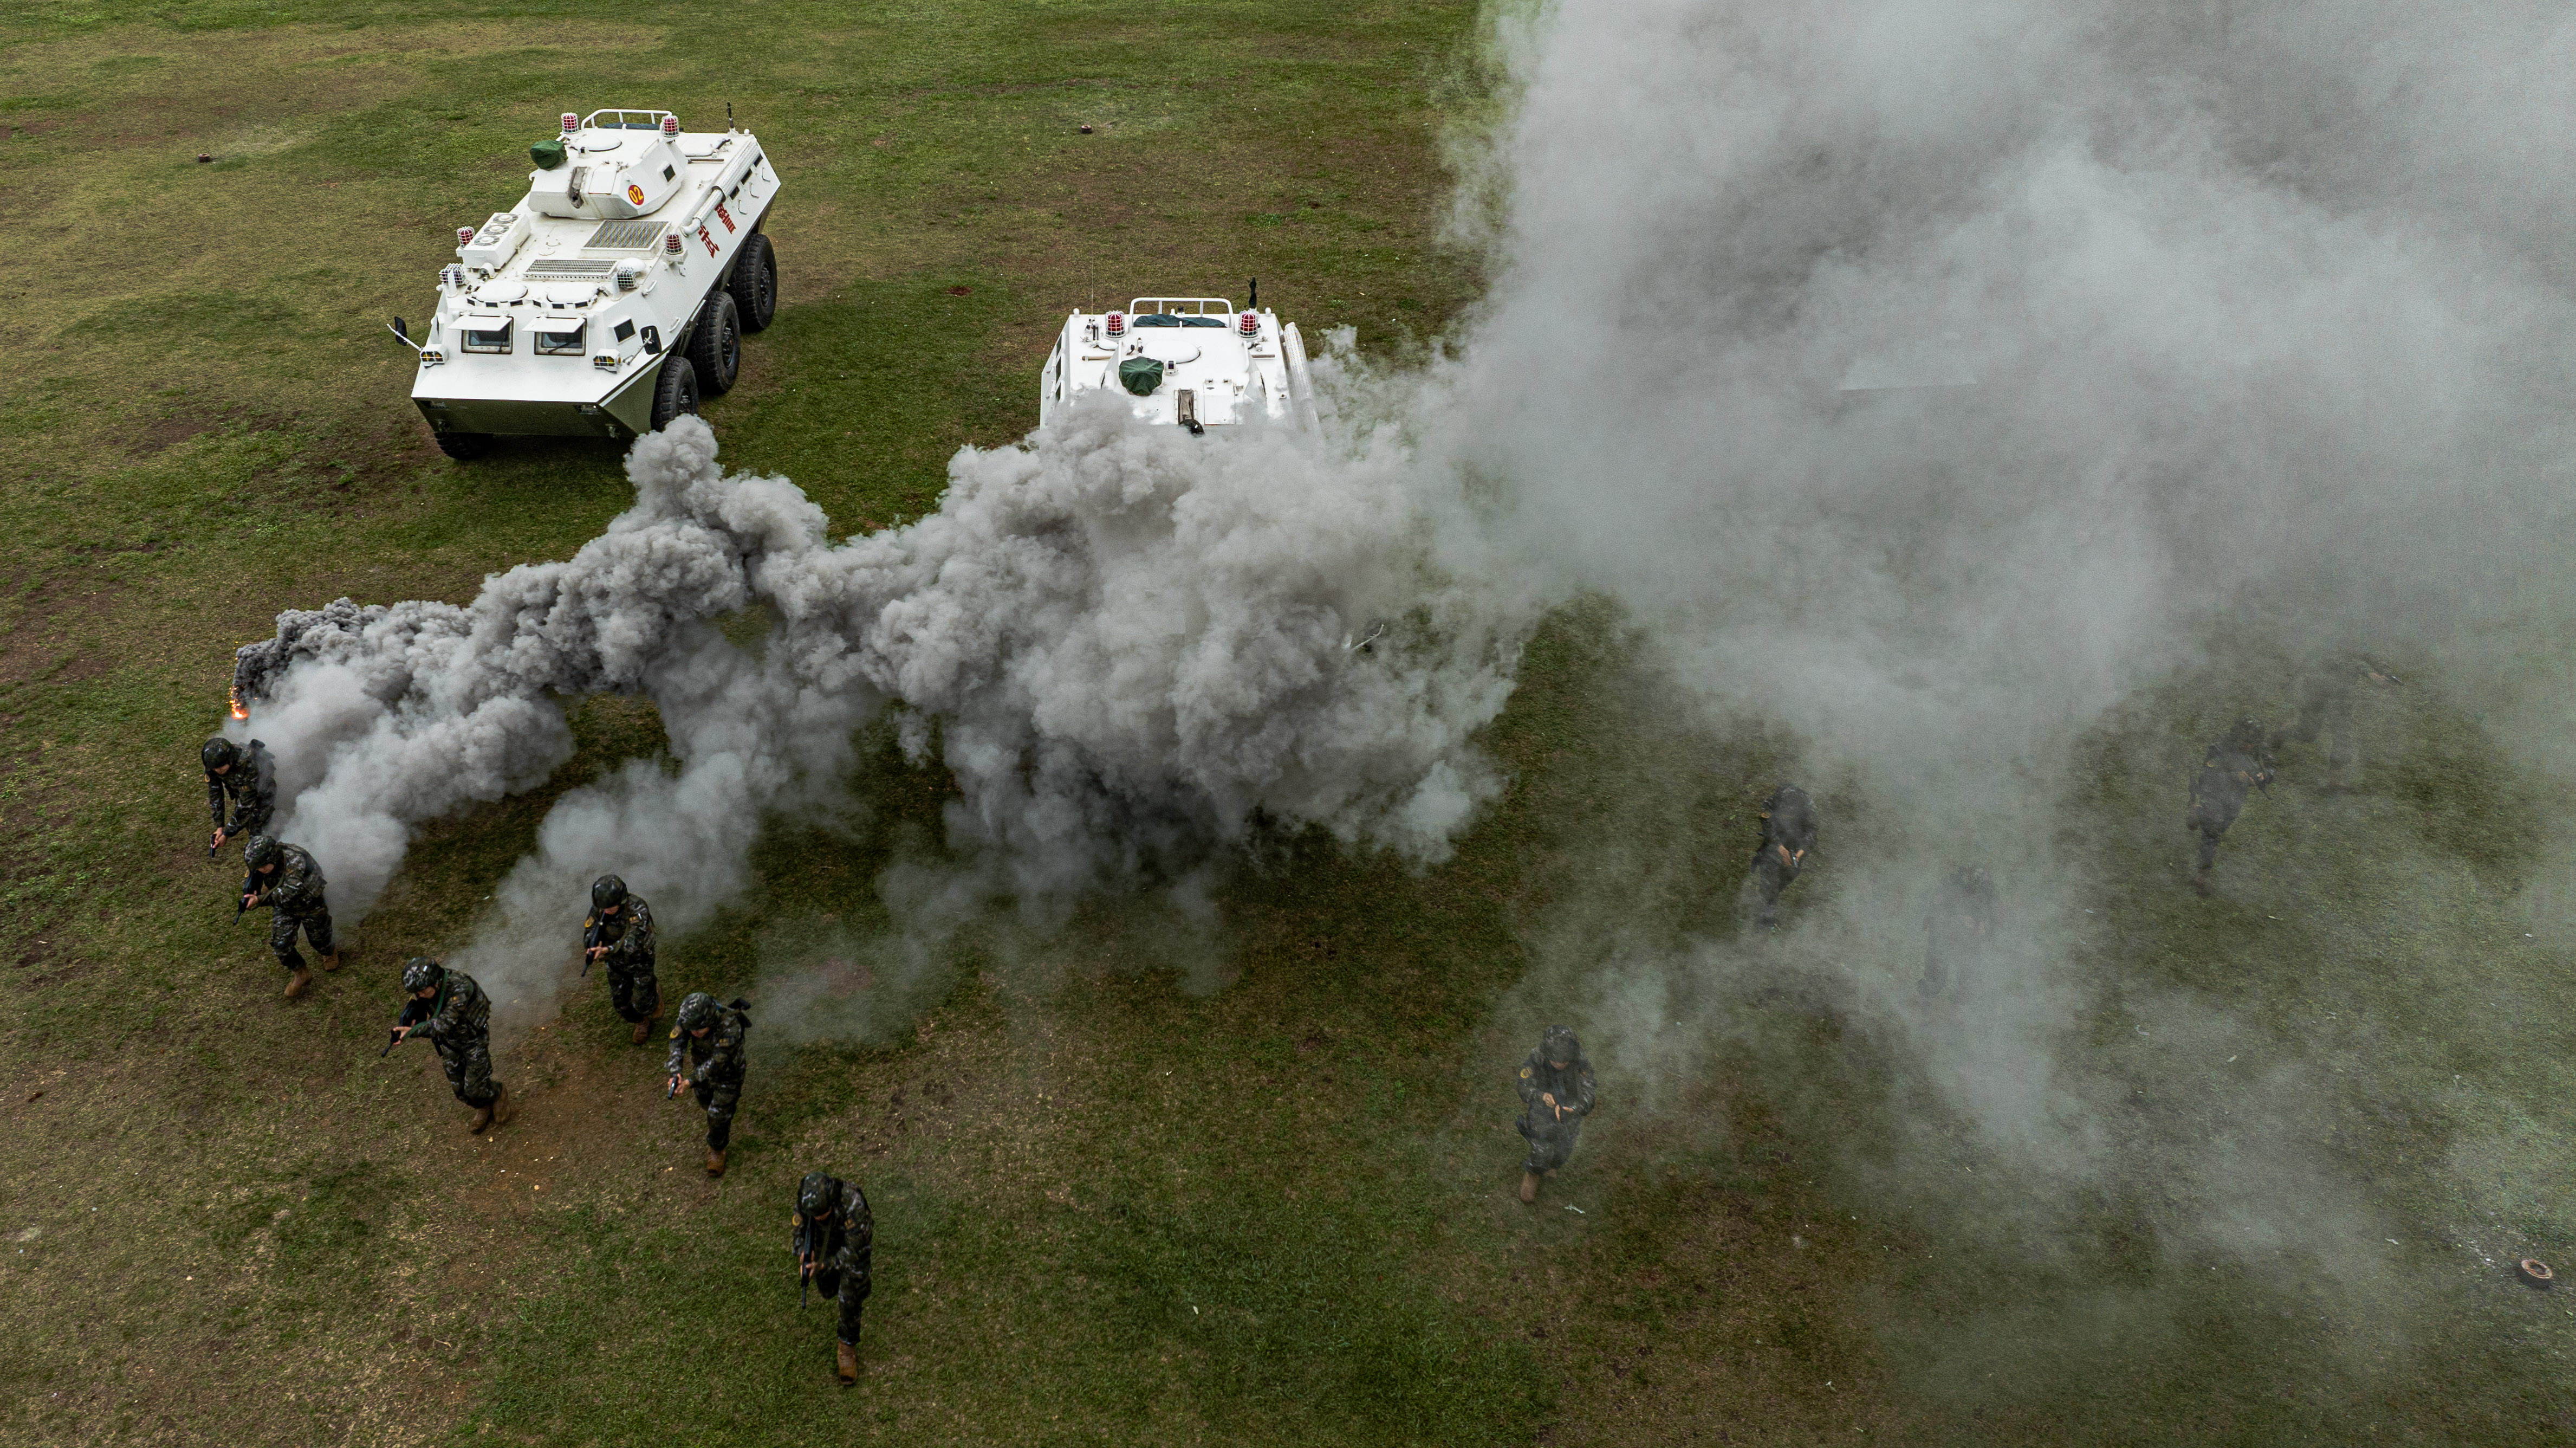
[581,109,677,132]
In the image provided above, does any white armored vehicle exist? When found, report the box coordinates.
[397,108,782,460]
[1038,286,1318,434]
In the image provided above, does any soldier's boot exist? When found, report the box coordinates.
[2192,865,2214,897]
[836,1340,858,1385]
[283,966,313,999]
[706,1147,728,1178]
[320,951,342,973]
[468,1097,495,1133]
[631,1017,653,1046]
[488,1083,512,1126]
[1519,1171,1539,1204]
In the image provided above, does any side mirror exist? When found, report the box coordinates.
[641,325,663,356]
[392,316,410,345]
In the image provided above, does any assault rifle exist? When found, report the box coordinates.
[379,997,433,1058]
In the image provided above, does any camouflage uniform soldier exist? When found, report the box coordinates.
[665,992,751,1177]
[241,834,338,998]
[2186,717,2276,897]
[1515,1025,1597,1204]
[2269,653,2397,793]
[791,1170,876,1385]
[1919,864,1998,1000]
[201,737,275,856]
[394,958,511,1133]
[582,874,661,1045]
[1741,783,1819,931]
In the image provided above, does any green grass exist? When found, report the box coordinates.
[3,2,2575,1446]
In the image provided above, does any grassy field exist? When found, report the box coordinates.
[4,3,2575,1445]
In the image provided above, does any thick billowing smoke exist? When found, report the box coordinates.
[232,400,1519,1027]
[1449,0,2575,783]
[1441,0,2576,1394]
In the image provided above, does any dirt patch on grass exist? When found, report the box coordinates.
[0,582,119,690]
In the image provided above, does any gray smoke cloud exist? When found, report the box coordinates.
[231,399,1522,1030]
[1430,0,2576,1399]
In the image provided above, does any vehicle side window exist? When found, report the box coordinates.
[535,321,586,356]
[462,320,514,354]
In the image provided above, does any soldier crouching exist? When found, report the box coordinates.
[793,1170,876,1385]
[2186,716,2275,896]
[241,833,339,998]
[1515,1024,1597,1203]
[395,957,511,1133]
[666,992,751,1176]
[201,736,275,856]
[582,874,661,1045]
[1741,783,1819,933]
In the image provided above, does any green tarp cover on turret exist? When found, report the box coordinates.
[1119,357,1164,396]
[530,138,566,170]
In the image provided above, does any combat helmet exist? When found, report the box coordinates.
[795,1170,841,1224]
[403,957,445,993]
[202,737,239,774]
[1541,1024,1580,1065]
[592,874,628,910]
[243,834,283,870]
[674,991,719,1035]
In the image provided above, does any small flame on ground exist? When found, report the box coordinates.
[228,685,247,721]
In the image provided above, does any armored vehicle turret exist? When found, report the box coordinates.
[1038,288,1318,435]
[397,108,783,460]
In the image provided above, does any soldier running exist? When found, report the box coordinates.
[1515,1024,1597,1204]
[202,736,275,856]
[791,1169,877,1386]
[2269,652,2398,793]
[582,874,661,1044]
[393,958,511,1133]
[1919,864,1998,1000]
[2186,716,2276,896]
[240,834,338,998]
[665,992,751,1177]
[1741,783,1819,932]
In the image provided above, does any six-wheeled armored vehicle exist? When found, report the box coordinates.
[1038,288,1317,434]
[398,108,782,459]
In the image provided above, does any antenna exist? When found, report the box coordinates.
[1249,276,1257,310]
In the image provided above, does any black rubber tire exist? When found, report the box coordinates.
[687,293,742,396]
[433,430,492,461]
[729,232,777,333]
[649,354,699,431]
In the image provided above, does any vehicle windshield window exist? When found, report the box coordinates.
[535,322,586,355]
[462,321,514,353]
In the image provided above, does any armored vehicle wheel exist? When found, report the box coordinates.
[730,233,777,333]
[689,293,742,396]
[433,430,493,461]
[650,354,700,432]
